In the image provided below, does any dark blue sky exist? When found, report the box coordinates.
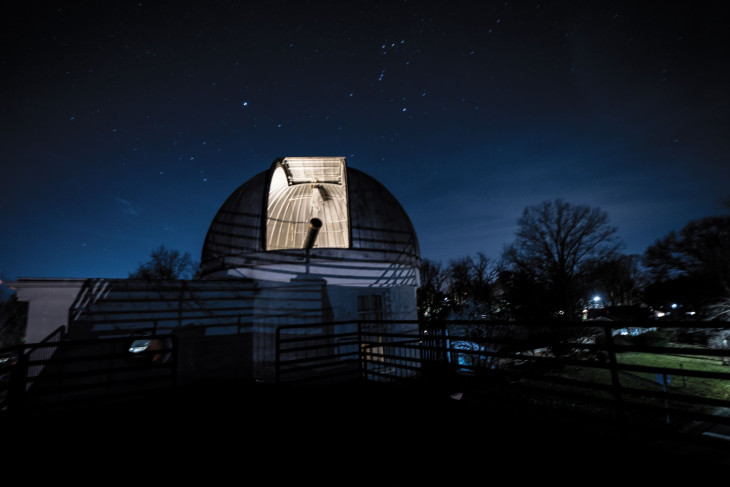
[1,0,728,283]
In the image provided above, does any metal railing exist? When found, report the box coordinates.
[275,319,730,431]
[0,332,177,415]
[4,317,730,436]
[274,320,424,385]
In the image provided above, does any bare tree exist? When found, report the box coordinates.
[643,215,730,314]
[584,254,645,307]
[445,252,502,320]
[503,199,621,320]
[129,245,199,280]
[440,253,510,371]
[418,253,512,321]
[417,259,449,320]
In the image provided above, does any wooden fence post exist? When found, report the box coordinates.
[603,325,624,420]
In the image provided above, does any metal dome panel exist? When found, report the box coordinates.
[200,157,420,282]
[201,169,267,260]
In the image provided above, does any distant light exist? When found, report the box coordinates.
[671,303,678,309]
[593,296,600,302]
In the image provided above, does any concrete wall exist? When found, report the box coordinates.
[8,278,86,344]
[9,276,419,383]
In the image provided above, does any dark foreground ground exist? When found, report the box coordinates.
[3,379,730,484]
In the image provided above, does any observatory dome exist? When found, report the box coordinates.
[200,157,420,286]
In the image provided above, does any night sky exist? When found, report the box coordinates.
[1,0,728,284]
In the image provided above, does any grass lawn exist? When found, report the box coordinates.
[617,349,730,403]
[513,344,730,421]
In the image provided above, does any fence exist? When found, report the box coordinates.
[274,320,423,384]
[0,328,177,415]
[276,319,730,431]
[3,318,730,433]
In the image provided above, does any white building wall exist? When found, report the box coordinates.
[8,278,86,344]
[8,275,420,383]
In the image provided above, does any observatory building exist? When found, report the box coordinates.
[201,156,420,304]
[8,157,422,383]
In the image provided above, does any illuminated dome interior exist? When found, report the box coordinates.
[266,157,349,250]
[200,157,420,284]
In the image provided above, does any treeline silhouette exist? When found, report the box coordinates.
[417,198,730,325]
[87,198,730,327]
